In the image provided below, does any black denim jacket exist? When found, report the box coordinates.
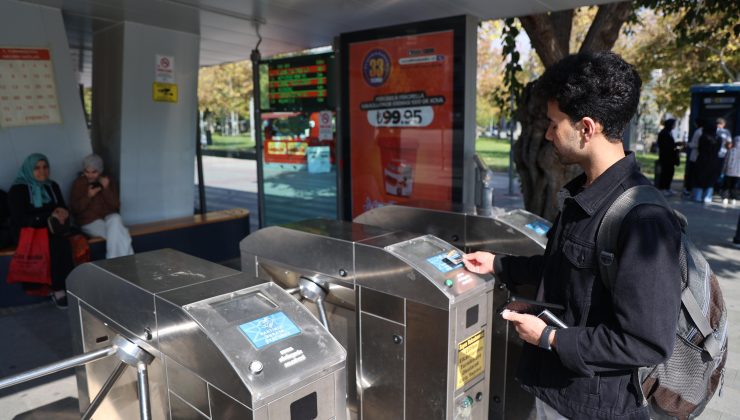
[495,154,682,419]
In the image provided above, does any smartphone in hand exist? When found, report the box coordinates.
[537,309,568,329]
[498,296,565,315]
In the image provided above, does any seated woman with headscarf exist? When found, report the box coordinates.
[70,154,133,258]
[8,153,74,307]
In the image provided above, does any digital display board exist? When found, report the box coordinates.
[239,311,301,349]
[265,53,334,111]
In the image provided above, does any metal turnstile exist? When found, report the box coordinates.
[62,248,346,420]
[241,220,494,420]
[354,205,549,256]
[354,205,552,420]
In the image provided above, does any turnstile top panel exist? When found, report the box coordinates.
[183,282,346,405]
[384,235,492,298]
[89,248,239,294]
[494,209,550,246]
[282,218,396,244]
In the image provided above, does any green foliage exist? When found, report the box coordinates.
[634,152,686,182]
[475,136,512,171]
[636,0,740,48]
[198,61,253,119]
[477,21,505,129]
[499,1,738,124]
[206,134,255,151]
[494,18,525,120]
[618,9,739,116]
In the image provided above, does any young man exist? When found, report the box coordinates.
[463,52,682,420]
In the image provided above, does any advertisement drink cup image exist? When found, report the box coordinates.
[378,136,419,198]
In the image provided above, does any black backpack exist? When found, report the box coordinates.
[596,185,728,420]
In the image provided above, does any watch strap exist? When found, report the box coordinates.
[539,325,556,351]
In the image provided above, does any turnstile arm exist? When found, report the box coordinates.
[0,335,155,420]
[0,345,116,390]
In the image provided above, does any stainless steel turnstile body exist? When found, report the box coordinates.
[354,205,552,420]
[241,220,494,420]
[66,248,346,420]
[354,205,549,256]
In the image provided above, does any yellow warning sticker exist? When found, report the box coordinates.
[456,330,485,390]
[152,82,178,103]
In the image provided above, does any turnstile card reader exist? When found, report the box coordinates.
[67,249,346,420]
[241,220,494,420]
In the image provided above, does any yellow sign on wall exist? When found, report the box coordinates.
[456,330,485,389]
[153,82,177,103]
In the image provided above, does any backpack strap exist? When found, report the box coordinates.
[596,185,670,291]
[596,185,720,357]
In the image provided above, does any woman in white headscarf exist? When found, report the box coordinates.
[70,154,133,258]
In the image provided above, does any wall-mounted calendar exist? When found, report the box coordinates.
[0,47,61,128]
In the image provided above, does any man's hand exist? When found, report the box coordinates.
[99,176,110,189]
[462,251,495,274]
[501,309,554,348]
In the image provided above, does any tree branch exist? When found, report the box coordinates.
[579,1,633,52]
[550,10,574,54]
[519,11,571,68]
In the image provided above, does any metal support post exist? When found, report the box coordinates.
[81,361,128,420]
[137,362,152,420]
[474,154,494,216]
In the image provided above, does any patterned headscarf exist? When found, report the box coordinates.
[13,153,52,208]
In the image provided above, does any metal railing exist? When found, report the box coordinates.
[474,154,495,216]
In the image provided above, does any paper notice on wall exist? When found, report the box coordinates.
[0,47,61,128]
[155,54,175,83]
[153,82,178,103]
[318,110,333,140]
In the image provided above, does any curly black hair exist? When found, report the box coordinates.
[536,51,642,142]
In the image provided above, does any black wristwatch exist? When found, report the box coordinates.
[539,325,556,351]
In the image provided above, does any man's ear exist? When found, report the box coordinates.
[580,117,600,140]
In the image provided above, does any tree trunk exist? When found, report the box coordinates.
[513,82,580,221]
[514,2,633,220]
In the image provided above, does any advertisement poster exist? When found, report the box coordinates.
[348,31,454,217]
[0,48,61,127]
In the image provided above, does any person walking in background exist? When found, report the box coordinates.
[684,119,703,196]
[70,154,133,258]
[657,118,680,195]
[721,136,740,206]
[717,118,732,160]
[8,153,75,307]
[692,119,724,203]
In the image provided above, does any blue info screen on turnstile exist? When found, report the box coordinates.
[427,252,463,273]
[239,311,301,349]
[525,220,550,236]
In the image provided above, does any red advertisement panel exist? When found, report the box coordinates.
[348,31,455,217]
